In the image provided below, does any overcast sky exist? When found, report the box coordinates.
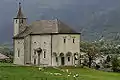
[0,0,120,43]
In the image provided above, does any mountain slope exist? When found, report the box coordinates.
[0,0,120,42]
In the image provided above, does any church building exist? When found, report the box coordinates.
[13,3,81,66]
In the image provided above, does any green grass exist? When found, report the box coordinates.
[0,63,120,80]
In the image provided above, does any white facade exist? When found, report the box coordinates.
[14,39,24,65]
[13,34,80,66]
[14,19,20,36]
[52,34,80,66]
[31,35,52,66]
[13,3,81,66]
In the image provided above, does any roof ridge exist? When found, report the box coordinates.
[13,19,79,39]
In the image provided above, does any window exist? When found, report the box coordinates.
[18,49,20,57]
[43,51,46,58]
[73,38,75,43]
[56,57,58,62]
[64,38,66,43]
[34,42,36,43]
[16,20,17,23]
[68,57,70,61]
[21,19,23,23]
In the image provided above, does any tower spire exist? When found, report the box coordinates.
[16,2,24,18]
[14,2,27,36]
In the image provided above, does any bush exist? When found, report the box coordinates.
[111,55,120,72]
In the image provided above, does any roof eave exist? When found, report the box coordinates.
[30,33,81,35]
[14,17,27,19]
[13,37,24,39]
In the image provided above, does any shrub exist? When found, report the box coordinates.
[111,55,120,72]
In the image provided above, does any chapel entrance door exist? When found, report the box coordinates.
[61,57,65,65]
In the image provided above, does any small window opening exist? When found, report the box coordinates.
[68,57,70,61]
[21,19,24,23]
[64,39,66,43]
[44,51,46,58]
[56,57,58,62]
[44,42,46,44]
[16,20,17,23]
[73,38,75,43]
[18,49,20,57]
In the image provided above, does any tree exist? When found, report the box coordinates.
[80,41,99,68]
[111,55,120,72]
[87,45,99,68]
[106,55,111,62]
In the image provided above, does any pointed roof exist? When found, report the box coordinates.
[16,2,25,18]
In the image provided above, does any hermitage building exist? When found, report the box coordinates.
[13,3,81,66]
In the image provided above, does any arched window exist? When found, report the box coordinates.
[53,52,57,56]
[56,57,58,62]
[16,20,17,23]
[43,51,46,58]
[64,38,66,43]
[68,57,70,61]
[18,49,20,57]
[73,38,75,43]
[66,52,72,56]
[21,19,24,23]
[60,53,64,57]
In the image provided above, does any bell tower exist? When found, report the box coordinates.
[13,2,27,36]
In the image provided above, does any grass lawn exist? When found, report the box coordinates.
[0,63,120,80]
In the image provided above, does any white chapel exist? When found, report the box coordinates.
[13,3,81,66]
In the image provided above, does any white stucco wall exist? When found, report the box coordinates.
[14,39,25,65]
[14,34,80,66]
[58,34,80,53]
[14,19,20,36]
[14,18,27,36]
[52,34,80,66]
[24,35,31,64]
[31,35,52,66]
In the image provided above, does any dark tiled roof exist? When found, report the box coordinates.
[13,26,31,38]
[13,19,79,39]
[57,20,76,33]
